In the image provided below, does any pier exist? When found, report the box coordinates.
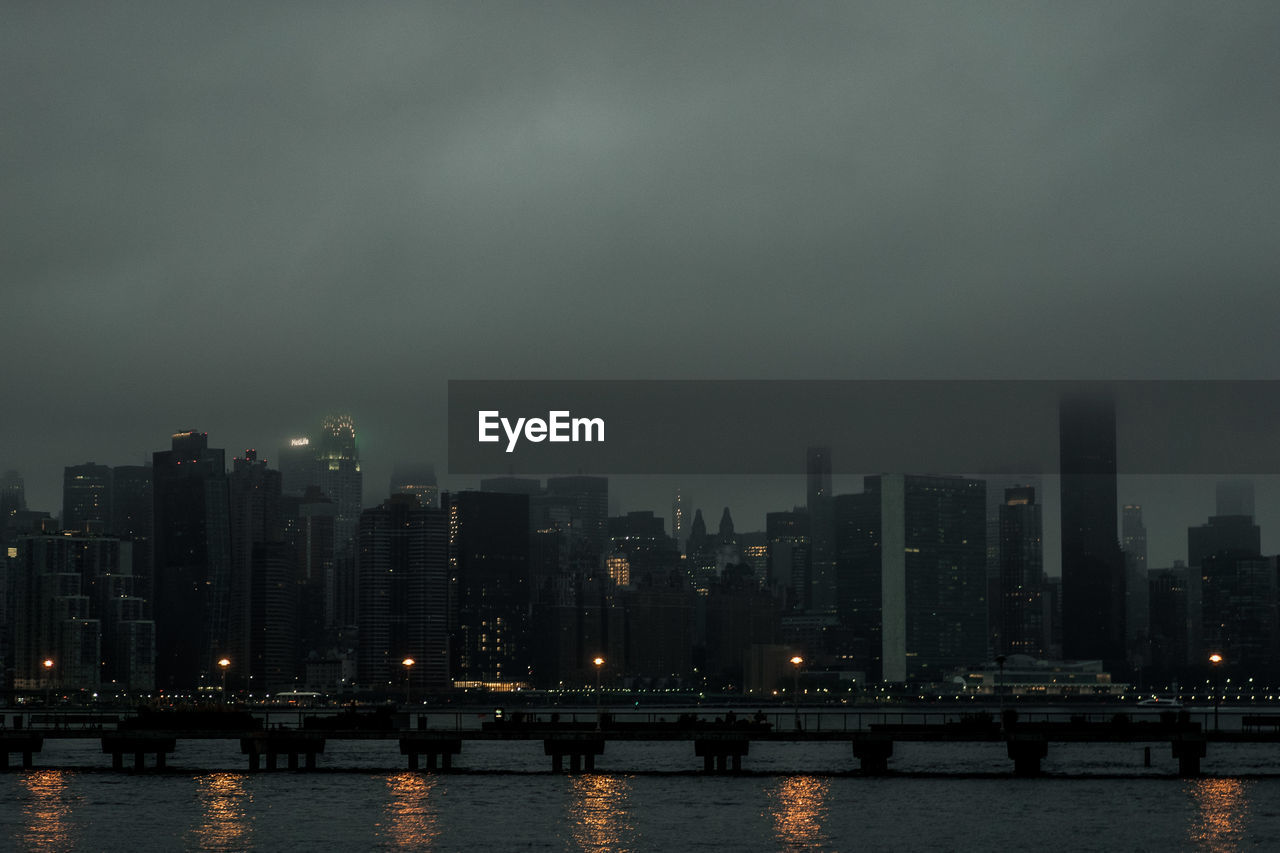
[2,706,1277,776]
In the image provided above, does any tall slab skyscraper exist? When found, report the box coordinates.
[835,474,987,682]
[806,446,835,613]
[1059,392,1125,669]
[356,494,448,692]
[152,431,231,689]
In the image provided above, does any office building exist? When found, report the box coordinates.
[317,414,363,549]
[806,446,835,613]
[152,430,231,690]
[448,490,531,686]
[1059,391,1125,668]
[995,486,1045,657]
[228,450,296,692]
[356,495,448,692]
[110,465,153,605]
[1122,504,1149,665]
[62,463,112,534]
[278,436,321,497]
[835,475,987,683]
[390,463,439,509]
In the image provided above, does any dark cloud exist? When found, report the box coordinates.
[4,2,1280,562]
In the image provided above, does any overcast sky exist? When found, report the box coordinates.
[4,2,1280,567]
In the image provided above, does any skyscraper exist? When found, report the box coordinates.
[448,490,531,685]
[152,430,231,689]
[228,449,296,692]
[544,476,609,573]
[835,475,987,682]
[278,436,320,497]
[284,486,336,659]
[1188,511,1263,667]
[671,489,687,553]
[317,414,363,549]
[1216,480,1255,519]
[1059,392,1124,668]
[10,534,131,690]
[1,469,25,520]
[766,510,810,612]
[111,465,154,606]
[997,486,1045,657]
[62,463,112,534]
[806,446,835,614]
[1122,504,1149,665]
[356,494,448,692]
[390,463,439,509]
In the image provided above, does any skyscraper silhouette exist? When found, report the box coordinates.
[317,415,363,548]
[806,446,835,613]
[835,475,986,682]
[997,486,1045,657]
[357,494,448,692]
[448,490,531,685]
[1059,392,1125,668]
[62,463,112,534]
[152,430,231,689]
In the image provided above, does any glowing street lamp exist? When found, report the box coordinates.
[218,658,231,704]
[43,658,54,708]
[790,656,804,729]
[402,657,416,706]
[593,656,606,726]
[1210,653,1223,731]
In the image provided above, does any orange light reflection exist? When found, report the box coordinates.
[384,772,441,848]
[569,774,635,852]
[770,775,830,850]
[193,772,253,851]
[20,770,73,852]
[1188,777,1250,853]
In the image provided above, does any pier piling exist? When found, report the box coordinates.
[544,736,605,773]
[1171,735,1207,777]
[694,736,750,774]
[400,736,463,772]
[1006,733,1049,777]
[240,732,325,772]
[101,735,176,772]
[1,734,42,770]
[851,734,894,775]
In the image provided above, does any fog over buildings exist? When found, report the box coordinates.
[5,3,1280,566]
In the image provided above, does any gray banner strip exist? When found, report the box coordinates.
[447,380,1280,475]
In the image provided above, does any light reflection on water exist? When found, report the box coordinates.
[382,772,441,848]
[20,770,73,852]
[769,776,830,850]
[569,774,636,852]
[1188,777,1250,852]
[192,772,253,851]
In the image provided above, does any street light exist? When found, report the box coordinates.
[402,657,415,706]
[218,658,231,705]
[593,656,605,722]
[790,656,804,730]
[1210,653,1223,731]
[43,658,54,708]
[995,654,1007,723]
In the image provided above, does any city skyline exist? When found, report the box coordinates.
[10,432,1280,575]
